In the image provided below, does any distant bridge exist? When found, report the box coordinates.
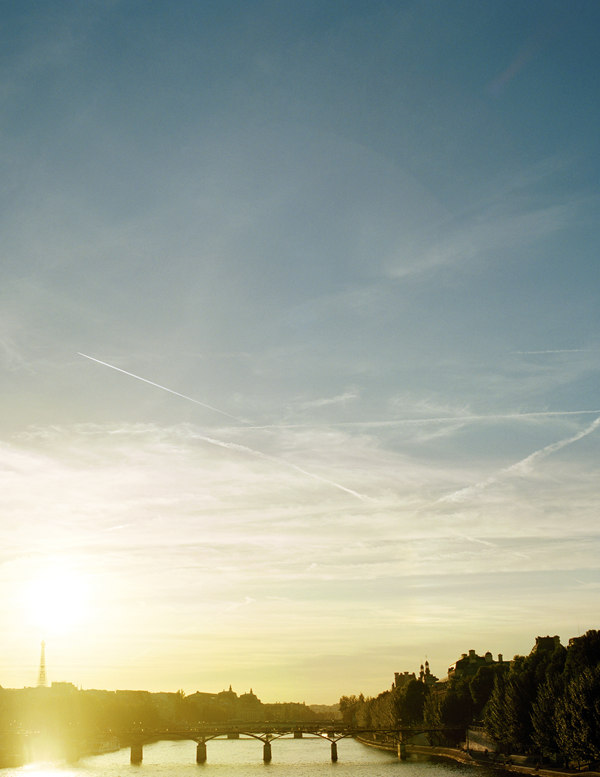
[120,722,459,763]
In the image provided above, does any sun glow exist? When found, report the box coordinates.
[24,566,92,636]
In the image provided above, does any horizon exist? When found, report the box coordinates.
[1,1,599,704]
[8,630,579,706]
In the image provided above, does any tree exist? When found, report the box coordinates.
[504,669,537,752]
[485,643,566,756]
[531,676,562,760]
[484,669,509,751]
[369,690,396,727]
[555,666,600,765]
[469,665,496,720]
[563,631,600,680]
[339,695,360,726]
[394,680,427,725]
[422,677,472,746]
[441,682,473,730]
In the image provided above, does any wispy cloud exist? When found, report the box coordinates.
[296,389,360,410]
[77,353,369,500]
[487,21,557,96]
[1,419,599,692]
[384,152,591,282]
[389,200,576,279]
[0,333,29,372]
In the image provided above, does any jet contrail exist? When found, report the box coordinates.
[241,409,600,430]
[77,352,245,423]
[77,352,368,501]
[514,348,593,355]
[189,431,369,502]
[439,415,600,504]
[506,415,600,476]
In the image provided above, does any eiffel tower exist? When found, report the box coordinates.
[37,641,48,687]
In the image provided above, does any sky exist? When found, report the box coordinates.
[1,0,599,704]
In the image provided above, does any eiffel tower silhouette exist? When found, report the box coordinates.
[37,641,48,687]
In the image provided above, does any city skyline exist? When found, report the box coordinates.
[1,0,599,703]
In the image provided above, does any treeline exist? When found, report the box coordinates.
[486,630,600,764]
[339,630,600,766]
[340,682,428,731]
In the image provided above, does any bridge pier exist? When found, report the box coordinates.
[130,743,143,764]
[397,741,407,760]
[263,741,272,763]
[196,741,207,764]
[294,730,303,738]
[331,741,338,762]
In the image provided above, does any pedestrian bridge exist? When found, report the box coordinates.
[122,722,452,764]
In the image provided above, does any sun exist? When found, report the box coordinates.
[24,566,91,636]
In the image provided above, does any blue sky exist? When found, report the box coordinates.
[1,0,599,702]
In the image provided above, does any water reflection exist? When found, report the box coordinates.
[16,766,80,777]
[3,739,491,777]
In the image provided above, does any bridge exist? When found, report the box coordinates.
[121,722,457,764]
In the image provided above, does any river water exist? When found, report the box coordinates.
[0,738,499,777]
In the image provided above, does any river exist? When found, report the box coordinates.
[0,738,499,777]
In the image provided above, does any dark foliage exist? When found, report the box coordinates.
[341,630,600,765]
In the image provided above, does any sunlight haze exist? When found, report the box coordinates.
[1,0,599,704]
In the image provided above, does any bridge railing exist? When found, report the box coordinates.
[117,721,462,763]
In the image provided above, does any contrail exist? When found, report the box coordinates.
[439,415,600,504]
[188,431,369,502]
[506,415,600,476]
[77,352,368,501]
[514,348,593,355]
[77,352,245,423]
[241,409,600,430]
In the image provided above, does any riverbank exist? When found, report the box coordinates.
[407,746,600,777]
[357,737,600,777]
[406,745,600,777]
[407,745,475,764]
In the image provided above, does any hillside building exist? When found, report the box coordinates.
[418,660,438,686]
[447,649,506,679]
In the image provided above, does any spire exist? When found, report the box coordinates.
[37,641,48,687]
